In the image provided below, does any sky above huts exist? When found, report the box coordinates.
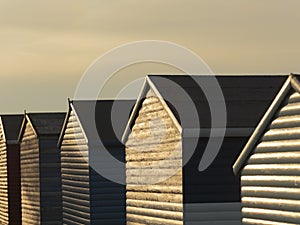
[0,0,299,113]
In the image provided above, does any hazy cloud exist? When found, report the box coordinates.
[0,0,300,112]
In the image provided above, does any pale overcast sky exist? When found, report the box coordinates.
[0,0,299,113]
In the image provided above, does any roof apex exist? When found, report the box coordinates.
[233,74,300,175]
[123,75,288,145]
[18,112,66,141]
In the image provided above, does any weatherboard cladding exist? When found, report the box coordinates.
[0,118,9,224]
[60,100,134,225]
[61,110,90,224]
[124,75,287,225]
[0,115,23,225]
[20,113,65,225]
[236,77,300,224]
[20,120,40,224]
[126,90,183,225]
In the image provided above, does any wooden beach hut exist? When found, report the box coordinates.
[58,100,135,225]
[122,75,287,225]
[18,112,66,225]
[233,74,300,224]
[0,115,23,225]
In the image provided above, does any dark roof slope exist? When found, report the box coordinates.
[148,75,287,129]
[1,115,23,141]
[70,100,135,145]
[233,74,298,174]
[27,113,66,135]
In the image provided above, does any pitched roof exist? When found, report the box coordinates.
[19,113,66,140]
[0,115,23,142]
[28,113,66,135]
[58,100,135,147]
[233,74,300,175]
[122,75,287,142]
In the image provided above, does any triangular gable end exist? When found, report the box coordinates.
[18,114,38,142]
[57,100,72,148]
[233,74,300,175]
[19,113,66,142]
[121,76,182,144]
[57,100,88,148]
[0,117,6,143]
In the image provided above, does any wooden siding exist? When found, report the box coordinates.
[61,110,91,224]
[20,122,40,225]
[183,138,243,224]
[89,147,126,225]
[7,144,21,225]
[61,105,128,225]
[126,90,183,225]
[0,123,8,224]
[241,90,300,224]
[0,115,22,225]
[183,138,243,203]
[39,137,62,224]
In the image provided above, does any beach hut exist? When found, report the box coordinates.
[233,74,300,224]
[58,100,135,225]
[122,75,287,225]
[0,115,23,225]
[18,112,65,225]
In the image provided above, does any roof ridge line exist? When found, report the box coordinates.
[233,75,292,175]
